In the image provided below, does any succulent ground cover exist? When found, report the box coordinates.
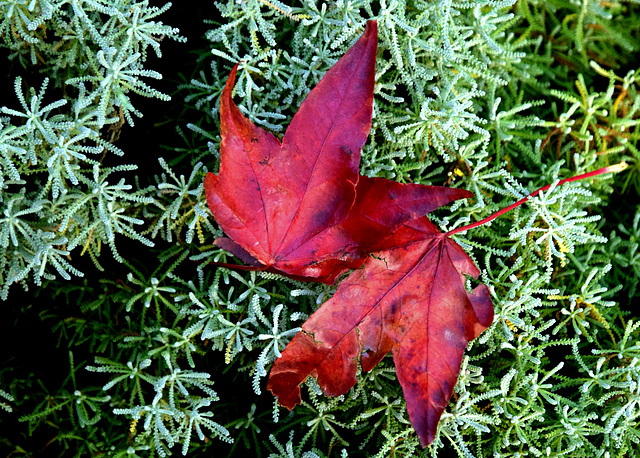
[1,1,640,457]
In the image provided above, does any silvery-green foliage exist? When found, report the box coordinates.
[0,0,186,93]
[605,206,640,297]
[0,1,185,299]
[112,352,233,456]
[0,388,13,412]
[254,302,302,394]
[268,431,325,458]
[4,0,640,456]
[92,262,307,455]
[151,158,215,244]
[65,47,170,127]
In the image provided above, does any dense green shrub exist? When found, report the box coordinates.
[1,0,639,456]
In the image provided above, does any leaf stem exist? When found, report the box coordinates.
[445,162,628,237]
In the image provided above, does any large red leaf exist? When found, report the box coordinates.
[266,217,494,447]
[204,21,471,283]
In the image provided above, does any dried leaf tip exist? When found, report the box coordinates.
[602,161,628,173]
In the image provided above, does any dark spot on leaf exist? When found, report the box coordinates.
[389,298,401,317]
[312,207,332,226]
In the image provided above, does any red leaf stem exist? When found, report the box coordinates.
[445,162,628,237]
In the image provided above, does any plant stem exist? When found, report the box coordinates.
[445,162,628,237]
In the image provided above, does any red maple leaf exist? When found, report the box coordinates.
[204,21,470,284]
[266,216,494,447]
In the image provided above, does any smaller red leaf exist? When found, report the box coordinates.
[267,217,493,447]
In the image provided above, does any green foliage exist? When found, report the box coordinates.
[0,0,186,299]
[2,0,640,456]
